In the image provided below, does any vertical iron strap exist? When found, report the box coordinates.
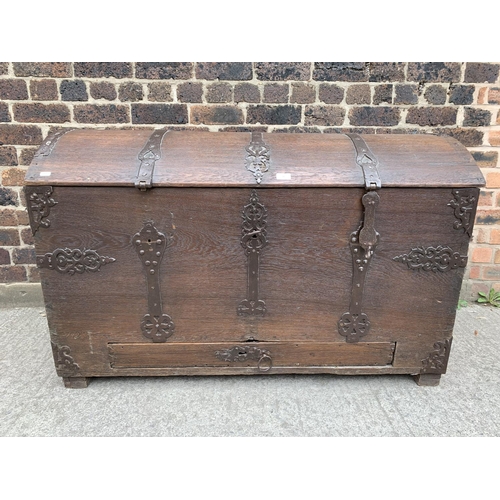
[135,128,169,190]
[345,133,382,191]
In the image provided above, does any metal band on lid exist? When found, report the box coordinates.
[135,128,169,190]
[345,133,382,190]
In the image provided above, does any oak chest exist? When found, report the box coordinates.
[24,129,485,388]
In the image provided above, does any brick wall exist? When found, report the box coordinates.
[1,62,499,301]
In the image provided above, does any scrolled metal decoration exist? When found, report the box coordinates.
[51,342,80,376]
[37,248,116,275]
[25,186,58,235]
[238,190,268,317]
[448,188,477,238]
[393,245,467,272]
[134,220,174,342]
[421,338,452,374]
[245,131,270,184]
[215,345,272,372]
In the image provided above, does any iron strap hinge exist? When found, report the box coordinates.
[135,128,169,191]
[345,133,382,191]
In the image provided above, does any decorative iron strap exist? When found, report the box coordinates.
[37,248,116,275]
[448,188,478,238]
[34,128,75,158]
[245,131,270,184]
[339,134,382,343]
[215,345,272,372]
[135,128,169,190]
[393,245,468,272]
[237,190,268,317]
[345,133,382,191]
[134,220,174,342]
[25,186,57,235]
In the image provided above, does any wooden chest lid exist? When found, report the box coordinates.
[25,128,485,188]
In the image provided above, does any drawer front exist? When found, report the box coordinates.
[108,342,396,370]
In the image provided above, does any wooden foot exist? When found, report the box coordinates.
[63,376,91,388]
[413,373,441,386]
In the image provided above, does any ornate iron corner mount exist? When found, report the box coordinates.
[421,338,452,374]
[393,245,468,272]
[25,186,57,235]
[51,342,80,376]
[34,128,75,158]
[37,248,116,275]
[215,346,272,372]
[134,220,174,342]
[448,188,478,238]
[245,131,270,184]
[237,190,268,317]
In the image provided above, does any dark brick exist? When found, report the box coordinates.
[74,62,132,79]
[272,127,321,133]
[346,84,371,104]
[464,63,500,83]
[375,127,421,135]
[74,104,129,124]
[131,104,188,124]
[0,266,27,283]
[13,62,72,78]
[255,62,311,81]
[463,108,491,127]
[323,127,376,134]
[90,82,117,100]
[0,228,20,245]
[247,105,301,125]
[135,63,193,80]
[0,102,10,122]
[318,84,344,104]
[406,107,457,126]
[304,106,344,126]
[0,147,17,166]
[13,103,70,123]
[373,84,393,105]
[29,79,58,101]
[2,167,25,185]
[147,82,172,102]
[12,247,36,264]
[0,63,8,75]
[19,148,37,166]
[28,265,40,282]
[291,83,316,104]
[118,82,143,101]
[471,151,498,168]
[16,209,29,225]
[434,128,484,147]
[368,62,405,82]
[0,125,42,145]
[395,84,419,104]
[0,248,10,265]
[476,209,500,224]
[190,105,244,125]
[60,80,88,101]
[0,79,28,100]
[195,62,252,80]
[219,126,267,133]
[234,83,260,103]
[313,62,368,82]
[349,107,400,126]
[0,187,18,206]
[263,84,289,103]
[206,83,232,103]
[177,82,203,103]
[20,227,33,245]
[424,85,447,105]
[449,85,474,105]
[407,62,461,82]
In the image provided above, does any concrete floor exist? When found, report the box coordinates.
[1,304,499,437]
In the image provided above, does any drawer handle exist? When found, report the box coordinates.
[215,346,272,372]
